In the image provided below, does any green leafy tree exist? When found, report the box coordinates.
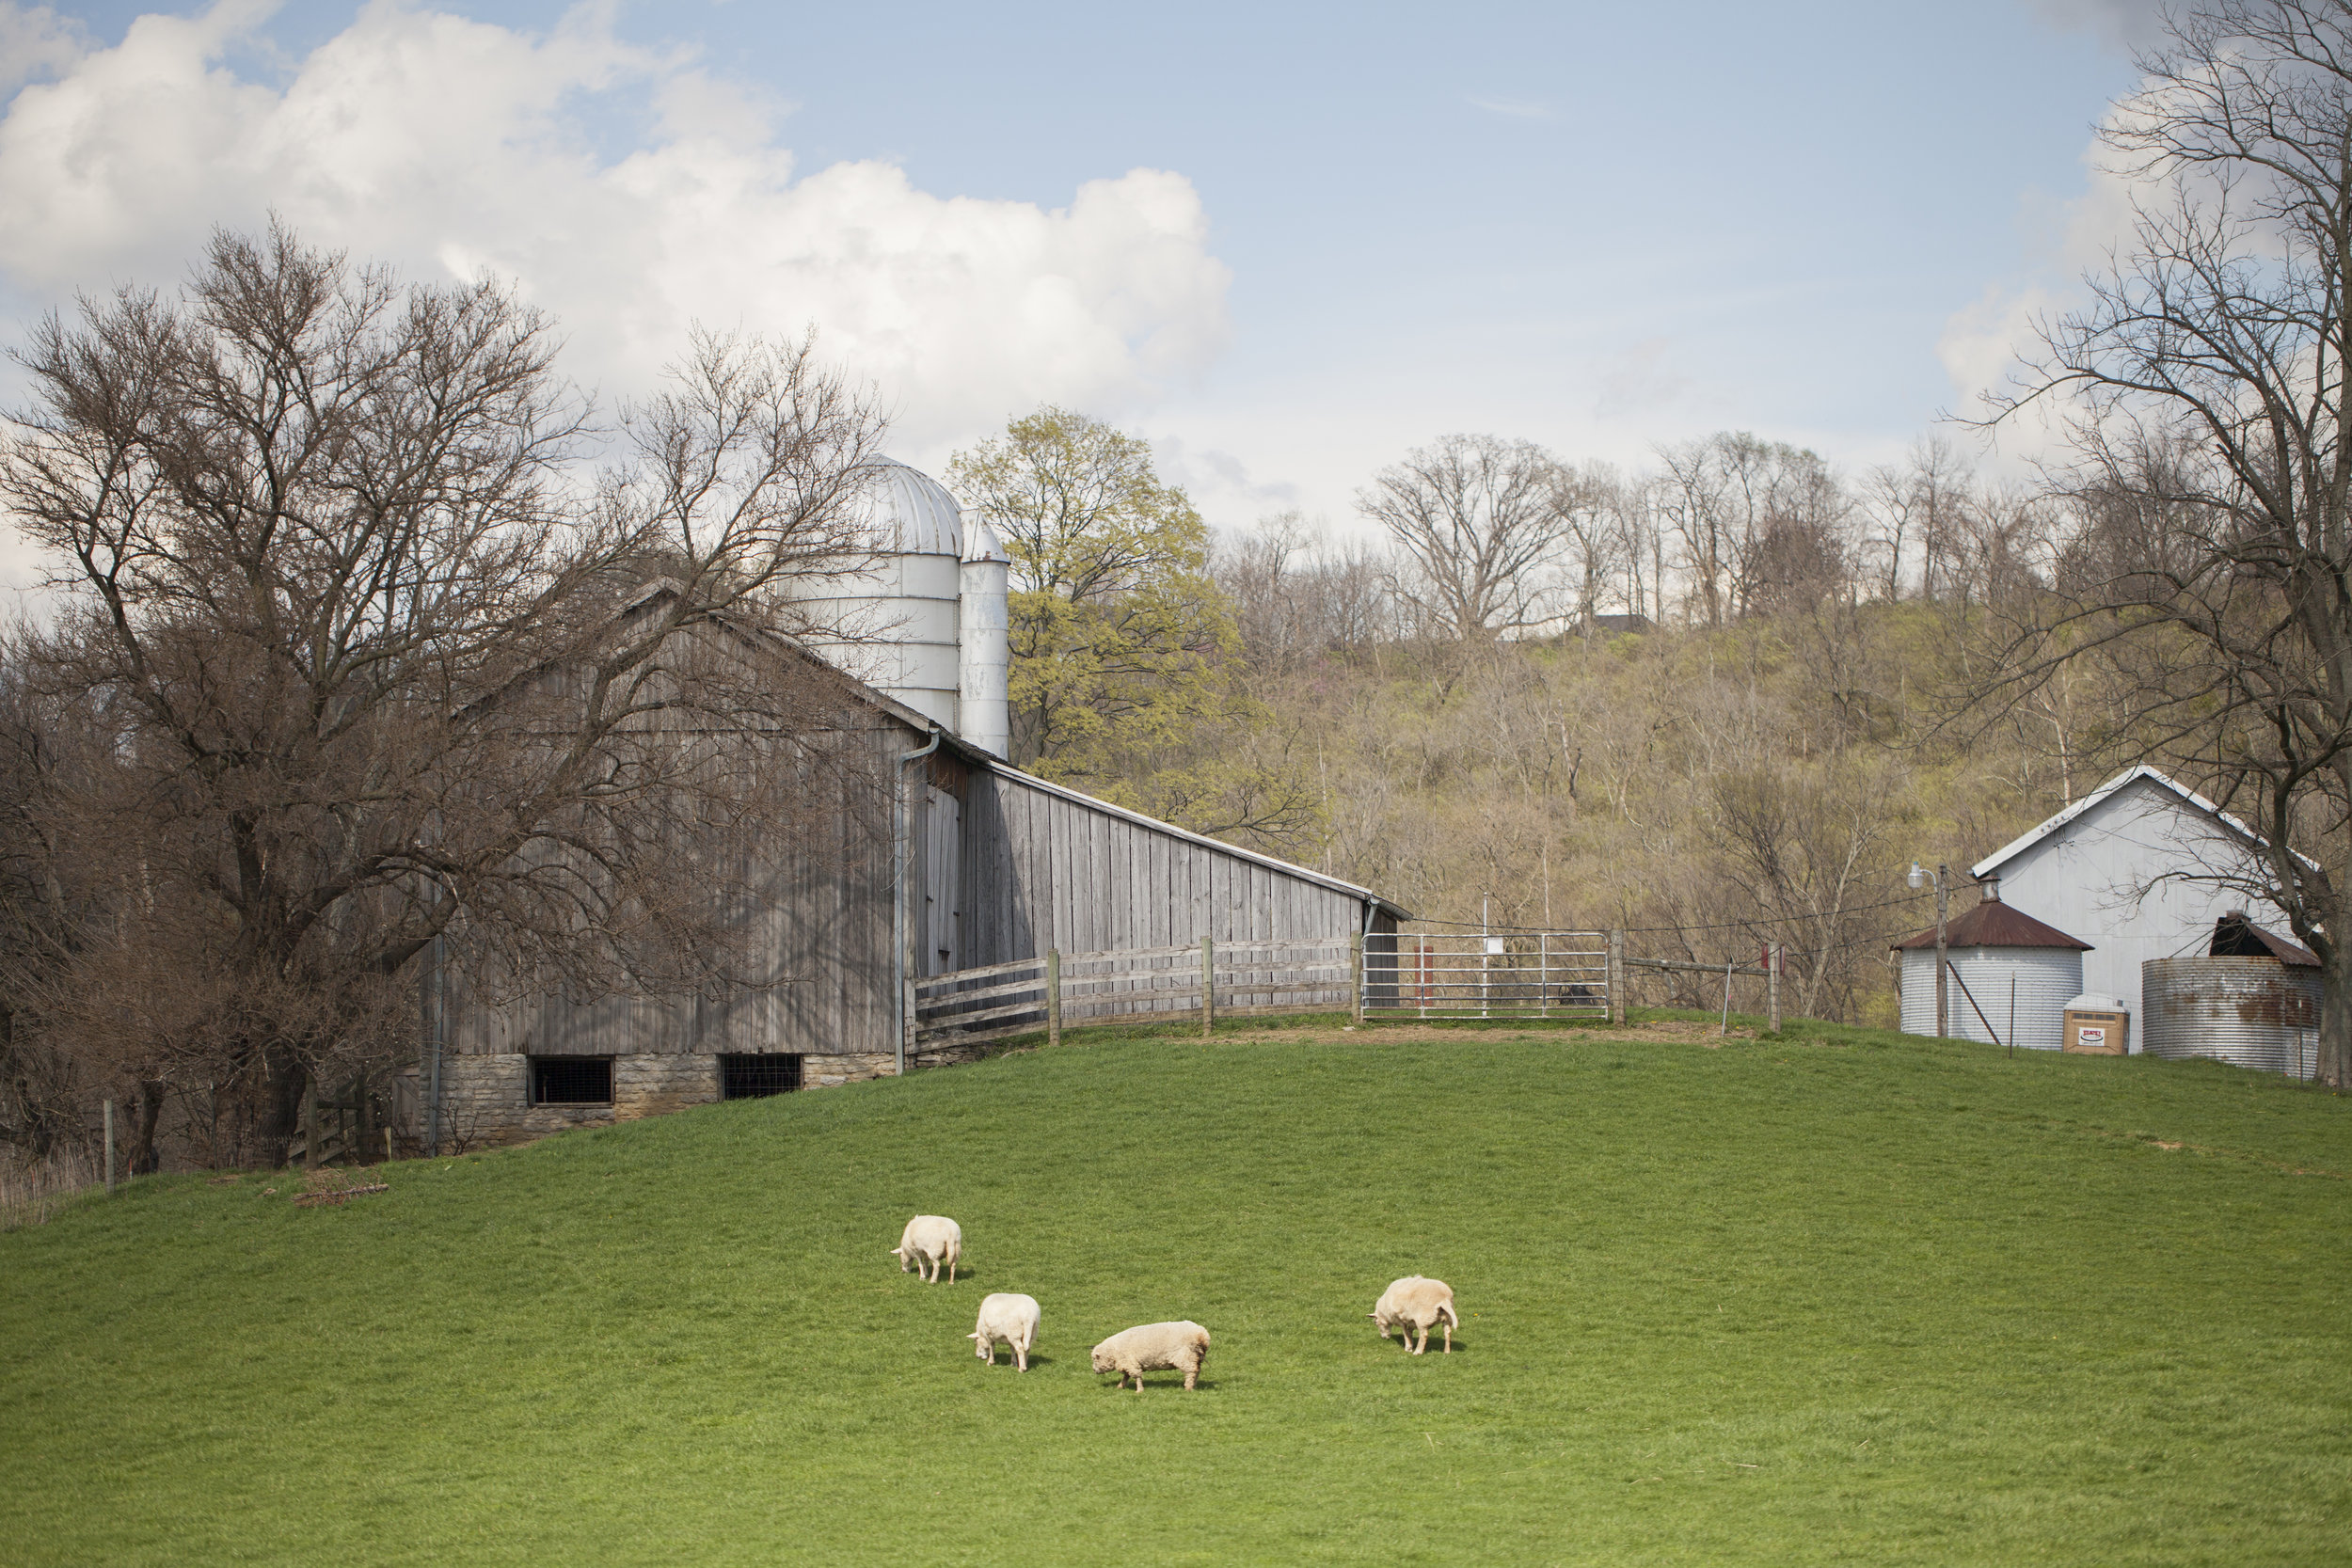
[948,408,1319,846]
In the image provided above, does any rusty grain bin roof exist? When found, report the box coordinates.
[1891,897,2091,952]
[2209,912,2320,967]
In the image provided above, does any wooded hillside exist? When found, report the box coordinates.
[947,420,2117,1032]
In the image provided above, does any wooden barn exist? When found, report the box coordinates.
[414,460,1407,1149]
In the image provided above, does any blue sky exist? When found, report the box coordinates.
[0,0,2162,574]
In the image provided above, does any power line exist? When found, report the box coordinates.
[1402,889,1937,938]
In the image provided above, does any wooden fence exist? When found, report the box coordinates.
[912,936,1360,1049]
[909,932,1787,1053]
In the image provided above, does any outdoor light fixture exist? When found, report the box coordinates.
[1907,862,1927,890]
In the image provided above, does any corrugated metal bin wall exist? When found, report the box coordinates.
[2139,957,2323,1079]
[1899,947,2084,1050]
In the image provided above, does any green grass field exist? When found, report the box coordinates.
[3,1014,2348,1565]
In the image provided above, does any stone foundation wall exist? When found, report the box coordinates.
[428,1042,1031,1151]
[435,1050,947,1148]
[437,1053,723,1150]
[803,1052,898,1088]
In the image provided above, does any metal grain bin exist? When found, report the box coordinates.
[2139,958,2322,1078]
[1892,884,2090,1050]
[1899,946,2085,1049]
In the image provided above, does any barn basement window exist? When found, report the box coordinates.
[721,1054,802,1099]
[531,1056,612,1105]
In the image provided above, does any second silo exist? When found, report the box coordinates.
[1892,880,2090,1050]
[2141,913,2324,1079]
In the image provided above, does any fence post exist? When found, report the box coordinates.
[1608,929,1626,1027]
[1047,949,1061,1048]
[899,977,915,1076]
[1539,930,1549,1019]
[1719,958,1735,1037]
[304,1080,320,1169]
[1769,943,1782,1033]
[1201,935,1215,1037]
[103,1099,115,1196]
[1350,932,1365,1024]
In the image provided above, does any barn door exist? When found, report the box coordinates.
[923,784,962,976]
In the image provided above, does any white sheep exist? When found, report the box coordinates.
[888,1215,962,1283]
[1371,1275,1458,1354]
[1090,1321,1211,1391]
[967,1292,1041,1370]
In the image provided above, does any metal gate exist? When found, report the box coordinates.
[1363,931,1609,1019]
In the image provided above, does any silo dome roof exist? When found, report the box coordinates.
[1890,899,2090,952]
[863,456,963,558]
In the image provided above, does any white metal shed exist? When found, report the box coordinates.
[1892,884,2090,1051]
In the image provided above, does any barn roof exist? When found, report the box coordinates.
[939,734,1416,923]
[616,578,1418,924]
[1970,765,2320,880]
[1890,895,2091,952]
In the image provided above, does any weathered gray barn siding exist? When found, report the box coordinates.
[954,761,1403,1019]
[431,696,1404,1145]
[440,717,901,1064]
[959,765,1378,958]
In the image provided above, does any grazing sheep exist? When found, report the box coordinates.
[968,1293,1041,1370]
[1090,1321,1211,1391]
[1371,1275,1458,1354]
[888,1215,962,1283]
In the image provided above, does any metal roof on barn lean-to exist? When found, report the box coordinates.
[1891,898,2091,953]
[933,732,1417,924]
[832,657,1417,925]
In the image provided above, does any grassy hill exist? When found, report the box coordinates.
[3,1015,2348,1566]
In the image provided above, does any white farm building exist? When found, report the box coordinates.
[1892,886,2090,1051]
[1967,768,2306,1048]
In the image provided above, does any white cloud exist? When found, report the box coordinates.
[0,0,1232,451]
[1935,87,2155,464]
[0,3,85,98]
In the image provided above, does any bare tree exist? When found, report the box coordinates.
[1860,436,1975,603]
[1708,755,1912,1020]
[1356,434,1565,639]
[1655,438,1732,626]
[1980,0,2352,1085]
[1550,462,1629,632]
[0,226,891,1163]
[1216,512,1394,676]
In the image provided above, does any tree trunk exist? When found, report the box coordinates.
[2321,942,2352,1090]
[127,1078,165,1175]
[260,1047,309,1169]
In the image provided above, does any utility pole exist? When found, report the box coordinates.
[1934,863,1950,1038]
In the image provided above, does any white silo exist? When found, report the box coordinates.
[1891,880,2090,1050]
[957,518,1011,758]
[790,457,965,731]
